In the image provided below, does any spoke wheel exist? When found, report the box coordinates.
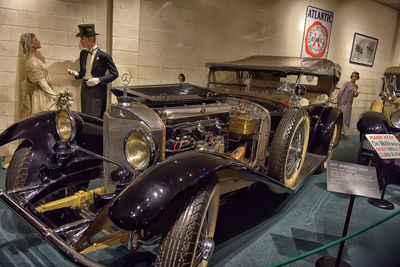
[155,183,220,267]
[268,109,310,188]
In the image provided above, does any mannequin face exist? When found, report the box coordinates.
[80,36,96,49]
[31,35,41,50]
[351,73,359,82]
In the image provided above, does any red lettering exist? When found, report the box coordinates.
[370,136,383,140]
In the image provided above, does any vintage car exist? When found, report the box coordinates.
[0,56,342,266]
[357,66,400,187]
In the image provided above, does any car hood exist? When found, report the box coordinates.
[217,91,291,111]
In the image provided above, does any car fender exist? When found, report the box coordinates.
[308,106,343,155]
[109,150,292,231]
[357,111,390,136]
[0,111,103,185]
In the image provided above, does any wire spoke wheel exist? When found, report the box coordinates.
[286,121,306,178]
[268,109,310,188]
[156,183,220,267]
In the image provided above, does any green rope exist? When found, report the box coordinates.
[268,209,400,267]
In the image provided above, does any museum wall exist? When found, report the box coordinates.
[391,12,400,66]
[0,0,399,156]
[137,0,399,134]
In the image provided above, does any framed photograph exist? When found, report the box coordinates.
[349,33,378,67]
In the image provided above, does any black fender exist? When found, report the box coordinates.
[308,106,343,155]
[0,111,103,185]
[357,111,390,137]
[109,150,292,231]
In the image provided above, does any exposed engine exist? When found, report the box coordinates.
[160,99,269,166]
[104,85,271,194]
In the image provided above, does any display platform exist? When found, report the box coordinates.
[0,135,399,267]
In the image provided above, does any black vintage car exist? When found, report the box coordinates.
[0,56,342,266]
[357,66,400,187]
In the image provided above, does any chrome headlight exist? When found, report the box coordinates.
[124,131,154,170]
[56,109,76,141]
[390,110,400,129]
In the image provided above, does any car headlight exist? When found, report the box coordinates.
[124,131,154,170]
[390,110,400,129]
[56,109,76,141]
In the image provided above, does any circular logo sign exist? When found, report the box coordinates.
[305,22,328,58]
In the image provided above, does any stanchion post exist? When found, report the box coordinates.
[315,195,354,267]
[367,159,394,210]
[335,194,355,266]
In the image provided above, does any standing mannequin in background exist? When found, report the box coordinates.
[20,33,57,115]
[2,33,57,169]
[336,71,360,128]
[67,24,118,119]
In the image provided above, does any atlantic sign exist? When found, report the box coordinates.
[301,6,333,59]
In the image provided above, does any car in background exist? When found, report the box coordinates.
[357,66,400,187]
[0,56,342,266]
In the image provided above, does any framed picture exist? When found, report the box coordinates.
[349,33,378,67]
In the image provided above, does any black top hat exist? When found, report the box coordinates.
[76,24,99,37]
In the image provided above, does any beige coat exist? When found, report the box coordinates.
[25,54,57,114]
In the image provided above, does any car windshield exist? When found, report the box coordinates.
[208,70,320,99]
[385,74,400,97]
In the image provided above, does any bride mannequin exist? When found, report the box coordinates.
[2,34,57,169]
[20,33,57,114]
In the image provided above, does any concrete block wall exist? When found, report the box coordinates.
[112,0,140,86]
[137,0,263,85]
[137,0,399,135]
[0,0,399,158]
[0,0,107,156]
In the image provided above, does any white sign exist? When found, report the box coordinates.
[301,6,333,59]
[366,134,400,159]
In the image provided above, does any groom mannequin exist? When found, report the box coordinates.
[67,24,118,119]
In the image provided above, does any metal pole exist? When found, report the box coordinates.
[335,194,355,267]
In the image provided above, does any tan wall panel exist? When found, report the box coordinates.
[0,0,399,158]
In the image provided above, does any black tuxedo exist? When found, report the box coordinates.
[77,48,118,118]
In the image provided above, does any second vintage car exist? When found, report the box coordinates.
[0,56,342,266]
[357,66,400,188]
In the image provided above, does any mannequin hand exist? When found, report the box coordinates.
[86,78,100,87]
[67,69,78,77]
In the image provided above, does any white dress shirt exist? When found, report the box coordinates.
[83,45,98,80]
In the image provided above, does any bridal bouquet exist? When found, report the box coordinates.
[56,90,74,109]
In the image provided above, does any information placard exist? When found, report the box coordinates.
[327,160,380,199]
[366,134,400,159]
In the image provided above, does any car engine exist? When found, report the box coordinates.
[103,84,271,193]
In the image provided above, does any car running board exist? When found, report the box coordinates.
[291,153,326,193]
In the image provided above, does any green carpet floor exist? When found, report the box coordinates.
[0,135,399,266]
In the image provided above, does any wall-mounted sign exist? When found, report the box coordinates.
[301,6,333,59]
[366,134,400,159]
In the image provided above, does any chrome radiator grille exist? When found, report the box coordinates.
[103,104,165,193]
